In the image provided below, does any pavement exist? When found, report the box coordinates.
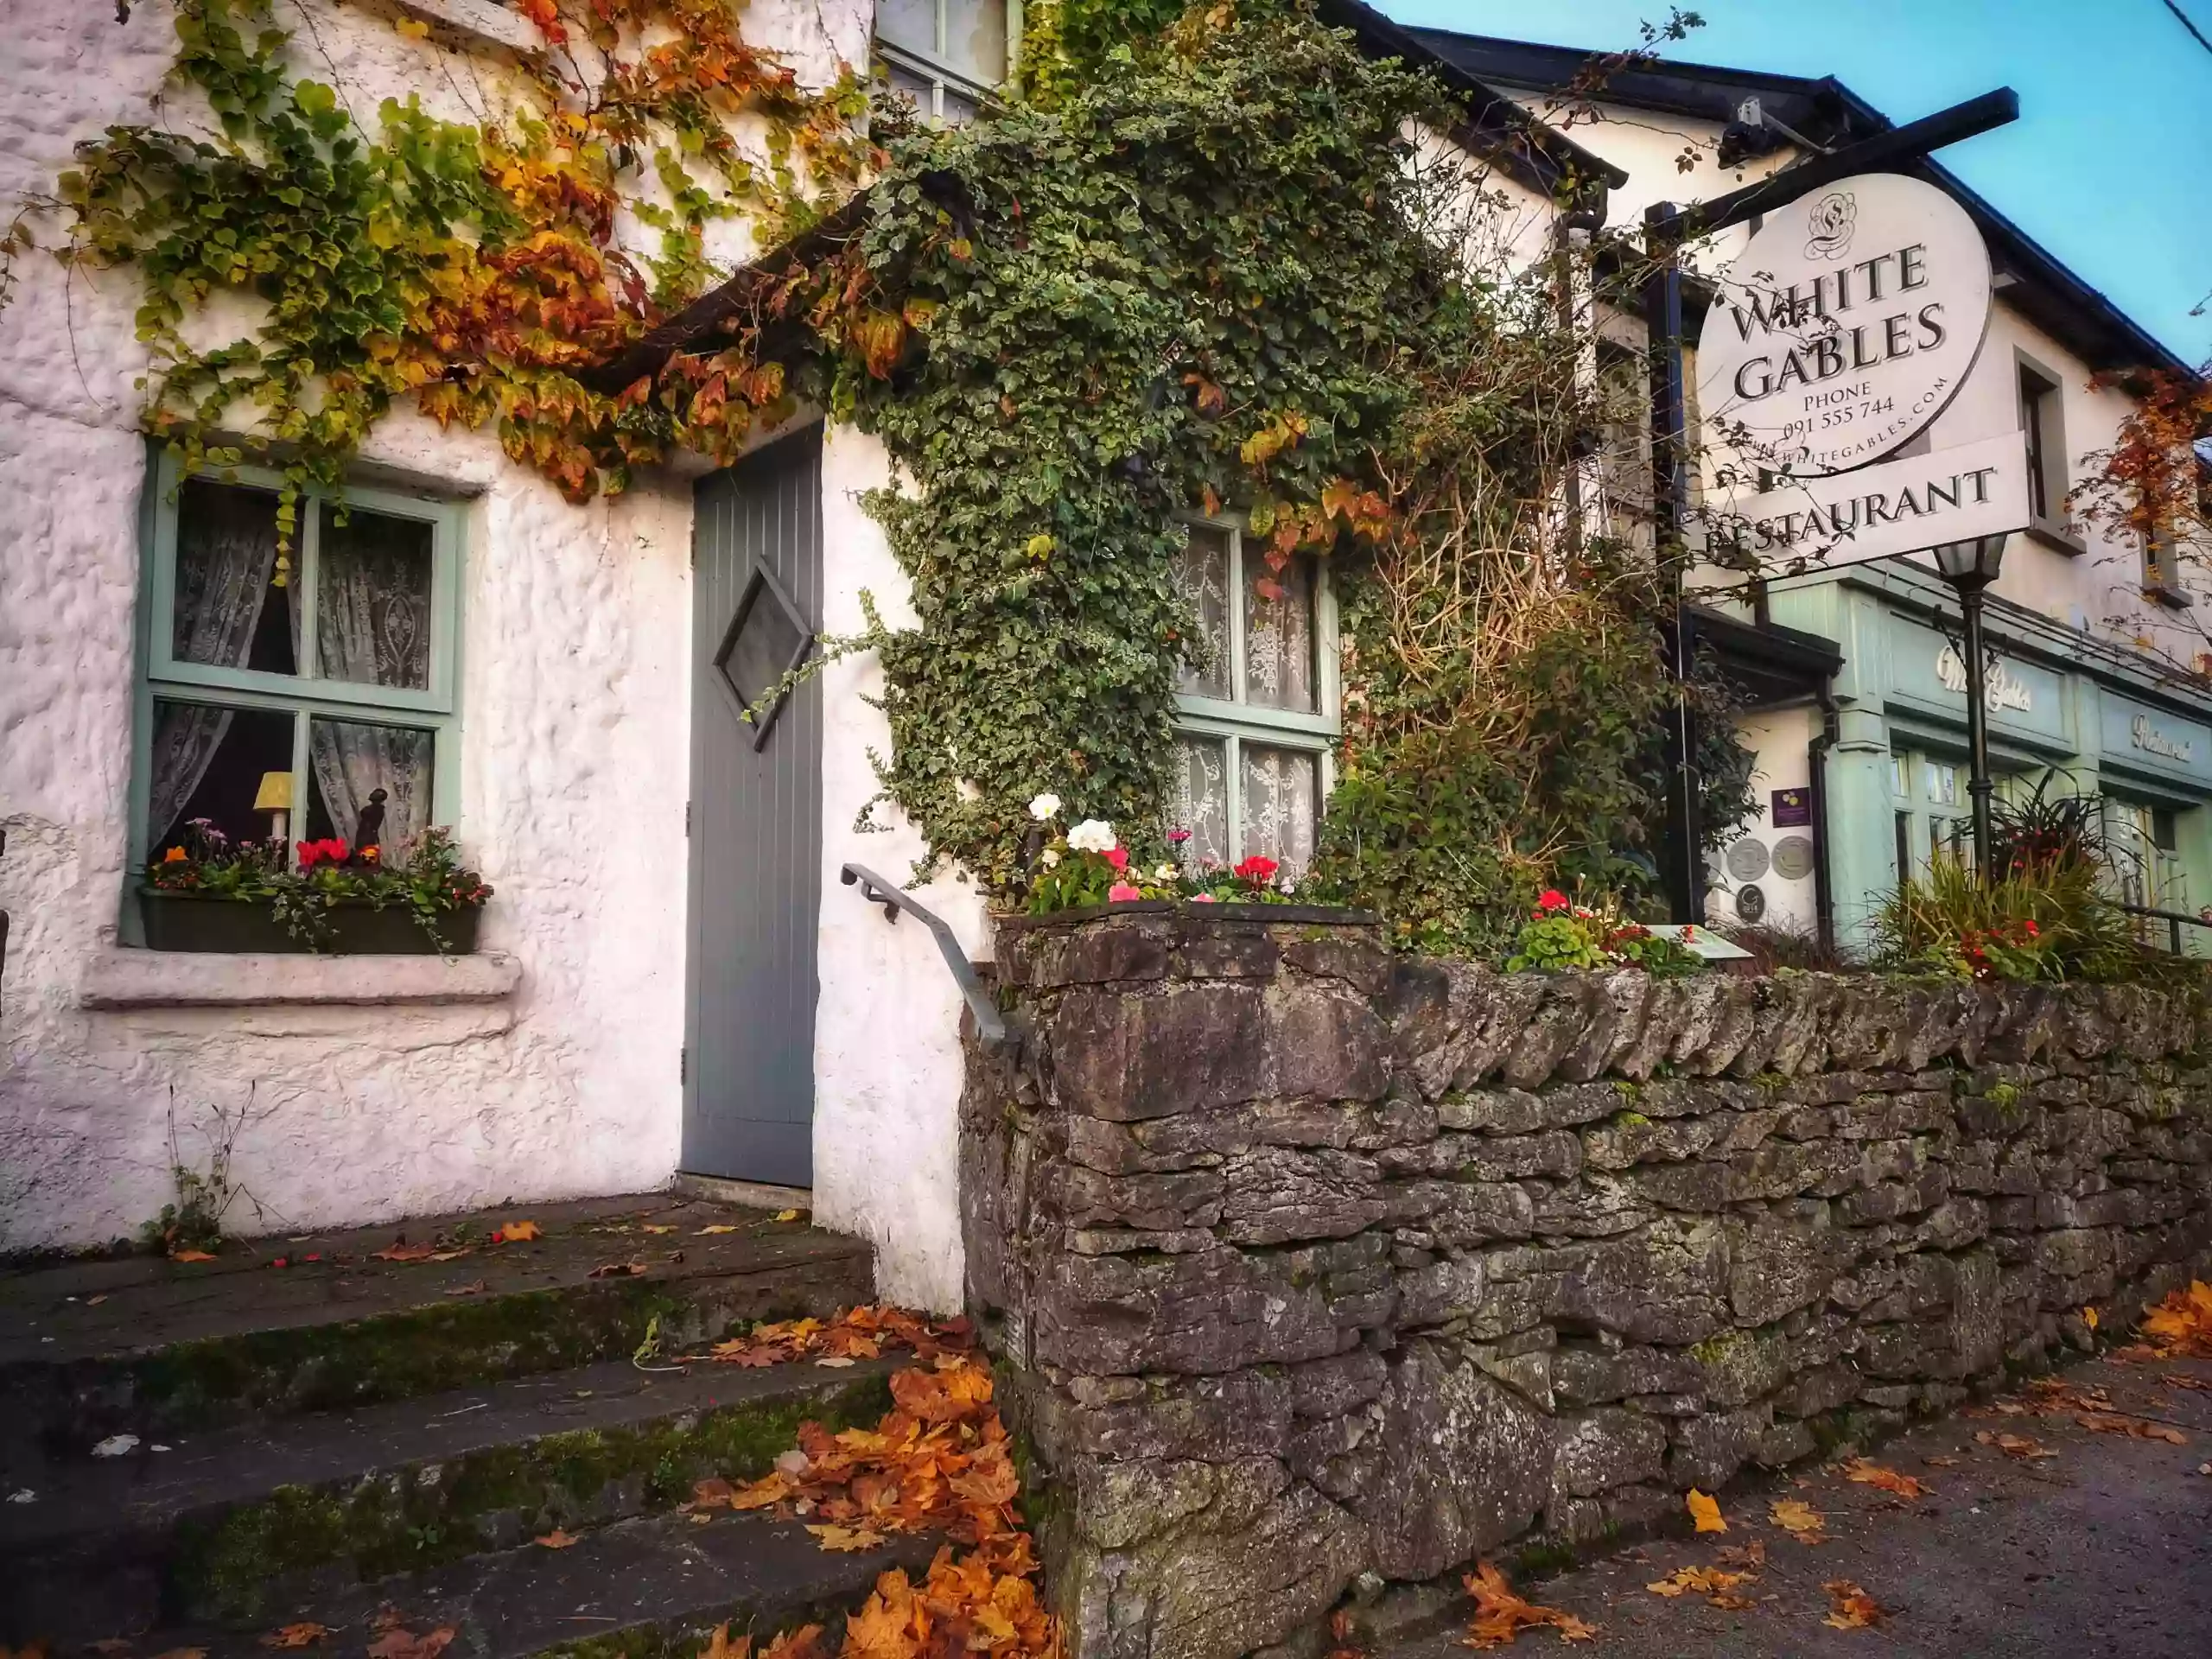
[1373,1345,2212,1659]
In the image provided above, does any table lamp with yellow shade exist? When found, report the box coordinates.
[253,770,294,849]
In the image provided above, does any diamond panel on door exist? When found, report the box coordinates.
[713,565,815,751]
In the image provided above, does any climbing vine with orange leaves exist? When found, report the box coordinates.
[2073,366,2212,565]
[41,0,869,551]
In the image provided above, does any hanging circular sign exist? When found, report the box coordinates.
[1695,172,1992,476]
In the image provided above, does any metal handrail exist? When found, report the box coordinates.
[839,863,1010,1052]
[2115,902,2212,958]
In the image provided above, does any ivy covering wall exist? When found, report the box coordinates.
[20,0,1751,950]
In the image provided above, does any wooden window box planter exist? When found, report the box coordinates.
[137,888,482,955]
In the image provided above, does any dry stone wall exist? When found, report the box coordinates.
[960,906,2212,1659]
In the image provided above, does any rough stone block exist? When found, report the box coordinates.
[1033,1248,1343,1376]
[1333,1338,1556,1580]
[1551,1408,1669,1498]
[1546,1219,1732,1345]
[1218,1147,1387,1246]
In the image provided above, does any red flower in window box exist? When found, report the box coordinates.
[1233,855,1279,887]
[1103,846,1129,873]
[1536,888,1569,912]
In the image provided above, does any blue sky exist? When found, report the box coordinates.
[1377,0,2212,366]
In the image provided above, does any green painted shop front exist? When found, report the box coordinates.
[1761,563,2212,951]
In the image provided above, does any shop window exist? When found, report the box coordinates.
[1888,747,1973,875]
[1168,519,1337,880]
[2103,796,2186,918]
[877,0,1013,123]
[137,454,462,873]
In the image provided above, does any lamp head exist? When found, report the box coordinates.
[252,771,295,812]
[1932,532,2009,584]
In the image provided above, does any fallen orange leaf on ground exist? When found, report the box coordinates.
[2142,1281,2212,1357]
[1976,1431,2058,1460]
[1460,1561,1598,1648]
[365,1631,454,1659]
[2075,1412,2186,1444]
[1686,1489,1726,1533]
[1770,1497,1827,1541]
[1647,1564,1755,1609]
[1822,1580,1885,1630]
[370,1241,436,1262]
[1841,1459,1927,1499]
[259,1625,334,1649]
[493,1219,541,1242]
[808,1522,888,1552]
[169,1249,217,1263]
[534,1528,578,1548]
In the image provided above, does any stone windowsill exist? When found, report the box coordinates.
[348,0,548,56]
[79,946,523,1010]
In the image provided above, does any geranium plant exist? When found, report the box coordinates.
[145,819,493,952]
[1020,798,1303,914]
[1503,889,1703,976]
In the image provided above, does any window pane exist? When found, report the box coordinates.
[882,59,936,117]
[173,480,291,674]
[306,718,435,856]
[1171,735,1230,874]
[1925,762,1958,807]
[1243,553,1317,713]
[319,504,434,690]
[148,698,294,855]
[876,0,938,54]
[1173,524,1231,699]
[944,0,1005,83]
[1241,744,1318,878]
[938,82,980,124]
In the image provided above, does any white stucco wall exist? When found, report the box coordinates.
[809,425,987,1313]
[0,0,860,1250]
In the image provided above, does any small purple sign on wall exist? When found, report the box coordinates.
[1771,787,1812,828]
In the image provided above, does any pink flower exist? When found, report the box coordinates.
[1103,846,1129,873]
[1107,881,1142,902]
[1536,889,1568,912]
[1167,828,1192,844]
[1192,893,1217,904]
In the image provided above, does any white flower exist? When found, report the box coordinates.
[1039,849,1061,868]
[956,778,982,803]
[1028,792,1062,822]
[1066,818,1117,854]
[1154,863,1179,881]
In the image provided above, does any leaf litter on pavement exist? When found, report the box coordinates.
[1459,1562,1598,1648]
[683,1306,1060,1657]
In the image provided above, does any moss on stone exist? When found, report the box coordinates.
[172,1372,893,1621]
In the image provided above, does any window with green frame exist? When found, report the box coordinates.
[1888,747,1973,874]
[1167,519,1338,880]
[134,453,463,876]
[875,0,1017,122]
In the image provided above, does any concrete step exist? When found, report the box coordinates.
[0,1194,874,1452]
[127,1507,936,1659]
[1,1348,899,1640]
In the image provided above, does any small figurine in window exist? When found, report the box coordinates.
[353,787,388,864]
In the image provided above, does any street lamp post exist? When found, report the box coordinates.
[1931,534,2012,879]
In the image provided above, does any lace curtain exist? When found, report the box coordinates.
[1241,745,1318,876]
[149,484,279,846]
[308,506,434,853]
[1173,525,1231,698]
[1243,556,1315,712]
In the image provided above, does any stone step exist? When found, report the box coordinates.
[1,1350,900,1641]
[0,1194,874,1452]
[119,1507,935,1659]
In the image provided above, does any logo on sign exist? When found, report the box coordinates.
[1803,191,1857,262]
[1695,173,1993,476]
[1936,644,2031,714]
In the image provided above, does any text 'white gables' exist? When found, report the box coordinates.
[1695,173,1993,476]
